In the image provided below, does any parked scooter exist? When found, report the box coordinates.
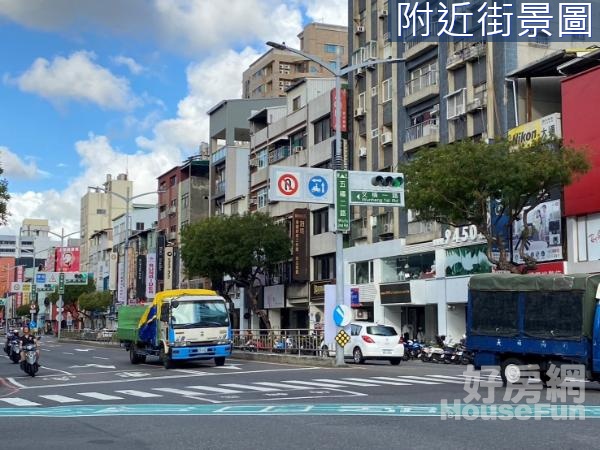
[20,343,39,377]
[402,339,425,361]
[420,335,447,363]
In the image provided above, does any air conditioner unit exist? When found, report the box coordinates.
[249,158,258,168]
[379,9,388,18]
[359,147,367,158]
[355,25,365,34]
[354,107,365,117]
[382,223,393,234]
[293,146,304,153]
[355,66,365,76]
[280,64,291,70]
[431,104,440,114]
[467,97,482,111]
[355,310,366,319]
[381,131,393,145]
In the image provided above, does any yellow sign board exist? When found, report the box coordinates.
[507,113,562,147]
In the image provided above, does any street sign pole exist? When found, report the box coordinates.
[57,272,65,339]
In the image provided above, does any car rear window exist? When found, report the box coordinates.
[366,326,397,336]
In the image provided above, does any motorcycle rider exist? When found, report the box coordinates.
[19,326,40,363]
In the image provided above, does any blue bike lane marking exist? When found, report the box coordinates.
[0,403,598,418]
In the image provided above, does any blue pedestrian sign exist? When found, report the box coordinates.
[29,321,37,329]
[308,176,328,198]
[333,305,352,327]
[36,273,46,284]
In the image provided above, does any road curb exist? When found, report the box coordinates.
[57,338,120,348]
[231,351,338,367]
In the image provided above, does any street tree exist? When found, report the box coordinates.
[180,212,291,329]
[47,278,97,319]
[398,139,590,273]
[79,291,113,328]
[0,163,10,225]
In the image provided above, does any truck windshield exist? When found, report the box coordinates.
[171,301,229,328]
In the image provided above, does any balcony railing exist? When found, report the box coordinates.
[269,146,291,164]
[405,119,439,142]
[405,70,438,96]
[215,180,226,195]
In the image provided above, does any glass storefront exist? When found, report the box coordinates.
[381,252,435,283]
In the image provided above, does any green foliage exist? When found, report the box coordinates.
[79,291,112,312]
[181,212,291,286]
[0,163,10,225]
[16,304,31,317]
[399,139,590,270]
[47,278,96,305]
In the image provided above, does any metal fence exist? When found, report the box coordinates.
[59,329,119,344]
[232,329,329,357]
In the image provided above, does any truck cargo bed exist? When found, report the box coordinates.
[116,305,148,343]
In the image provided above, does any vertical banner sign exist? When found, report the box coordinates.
[16,265,23,309]
[145,253,156,299]
[330,88,348,132]
[173,247,179,289]
[335,170,350,232]
[108,253,118,291]
[164,246,174,290]
[292,209,310,282]
[157,234,166,282]
[136,255,146,300]
[117,261,126,304]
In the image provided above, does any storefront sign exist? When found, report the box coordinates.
[309,279,334,303]
[380,282,411,305]
[145,254,156,299]
[350,287,361,308]
[525,261,564,275]
[136,255,146,300]
[445,244,493,277]
[512,199,563,264]
[508,113,562,147]
[292,209,310,282]
[164,246,174,290]
[108,253,117,291]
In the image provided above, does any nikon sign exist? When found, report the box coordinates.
[508,113,562,148]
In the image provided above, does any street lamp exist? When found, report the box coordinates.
[88,186,163,306]
[266,41,405,366]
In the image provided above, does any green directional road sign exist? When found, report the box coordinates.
[65,272,88,285]
[58,272,65,295]
[335,170,350,232]
[350,191,404,205]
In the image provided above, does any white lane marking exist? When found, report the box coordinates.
[428,375,472,381]
[282,380,347,388]
[93,356,111,360]
[6,377,26,388]
[397,376,453,384]
[152,387,213,397]
[74,349,93,352]
[365,377,412,386]
[215,365,242,370]
[253,382,311,390]
[173,369,209,375]
[39,366,73,375]
[187,386,243,394]
[0,398,41,406]
[314,378,380,387]
[41,349,50,352]
[63,352,74,355]
[219,383,280,392]
[39,395,82,403]
[413,375,466,384]
[115,390,162,398]
[69,364,116,369]
[77,392,124,400]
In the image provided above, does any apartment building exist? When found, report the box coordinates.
[243,22,348,99]
[346,0,594,342]
[80,174,130,272]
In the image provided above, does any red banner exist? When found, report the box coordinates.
[330,88,348,132]
[524,261,565,275]
[55,247,80,272]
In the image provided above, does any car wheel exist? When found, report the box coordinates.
[389,358,401,366]
[129,345,140,364]
[353,347,364,364]
[501,358,523,386]
[214,357,226,366]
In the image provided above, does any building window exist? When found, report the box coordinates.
[292,96,301,111]
[446,88,466,119]
[181,193,189,209]
[291,129,306,150]
[96,209,106,215]
[324,44,343,54]
[136,222,144,231]
[358,92,366,110]
[257,187,268,209]
[371,86,377,97]
[314,253,335,280]
[370,128,379,139]
[314,115,332,144]
[406,60,438,96]
[256,148,268,168]
[382,78,392,103]
[313,208,329,235]
[381,253,435,282]
[350,260,374,284]
[170,176,176,186]
[231,201,238,215]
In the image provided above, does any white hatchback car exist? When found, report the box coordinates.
[344,322,404,365]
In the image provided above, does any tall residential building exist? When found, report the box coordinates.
[80,174,131,272]
[345,0,596,342]
[243,22,348,99]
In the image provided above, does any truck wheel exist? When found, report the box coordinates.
[214,357,226,366]
[160,347,172,369]
[501,358,523,386]
[129,346,140,364]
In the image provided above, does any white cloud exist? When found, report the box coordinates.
[112,55,145,75]
[302,0,348,26]
[0,0,304,55]
[8,51,139,110]
[0,146,41,180]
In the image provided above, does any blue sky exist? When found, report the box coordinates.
[0,0,346,234]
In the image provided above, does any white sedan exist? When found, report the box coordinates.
[343,322,404,365]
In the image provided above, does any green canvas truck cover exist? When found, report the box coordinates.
[116,305,149,343]
[469,273,600,339]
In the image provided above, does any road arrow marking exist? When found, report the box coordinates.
[74,349,93,352]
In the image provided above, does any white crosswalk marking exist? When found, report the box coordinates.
[115,390,163,398]
[187,386,243,394]
[428,375,470,382]
[77,392,124,400]
[152,388,208,397]
[314,378,380,387]
[0,398,41,407]
[253,382,311,390]
[219,384,280,392]
[395,376,442,385]
[361,377,412,386]
[282,380,345,388]
[39,395,81,403]
[404,376,464,384]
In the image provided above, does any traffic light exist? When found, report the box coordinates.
[371,175,404,188]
